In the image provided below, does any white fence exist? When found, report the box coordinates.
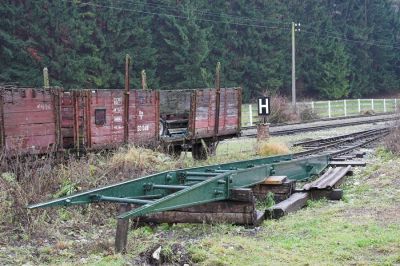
[241,98,398,127]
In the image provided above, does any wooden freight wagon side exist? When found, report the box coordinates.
[0,87,61,155]
[61,89,160,151]
[127,90,159,145]
[61,91,87,150]
[188,87,242,139]
[86,90,125,149]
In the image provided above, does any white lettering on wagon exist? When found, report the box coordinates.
[138,110,144,120]
[37,103,51,111]
[113,125,124,130]
[137,124,149,132]
[114,116,122,122]
[113,107,123,113]
[113,97,122,105]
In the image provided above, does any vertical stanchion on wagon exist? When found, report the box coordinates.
[141,70,147,90]
[211,62,221,156]
[43,67,50,89]
[124,54,131,144]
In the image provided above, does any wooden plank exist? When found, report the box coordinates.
[139,211,256,225]
[253,210,265,227]
[252,180,295,195]
[177,200,254,213]
[329,161,366,167]
[265,192,309,219]
[229,188,255,202]
[310,189,343,201]
[263,176,287,185]
[115,204,131,254]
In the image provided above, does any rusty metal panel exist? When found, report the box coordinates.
[127,90,159,145]
[2,87,59,154]
[191,88,241,139]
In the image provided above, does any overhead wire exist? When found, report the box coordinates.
[112,0,292,26]
[65,0,290,30]
[65,0,400,49]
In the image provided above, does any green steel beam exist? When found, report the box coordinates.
[28,153,292,210]
[28,153,329,220]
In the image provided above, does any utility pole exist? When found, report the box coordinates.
[291,22,300,111]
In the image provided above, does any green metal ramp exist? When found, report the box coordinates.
[28,154,329,219]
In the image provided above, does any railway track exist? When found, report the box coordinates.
[241,113,397,137]
[292,127,389,158]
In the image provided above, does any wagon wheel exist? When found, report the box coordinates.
[192,143,207,160]
[167,145,182,158]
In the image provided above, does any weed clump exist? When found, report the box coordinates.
[267,94,299,124]
[110,145,173,172]
[257,141,289,156]
[299,106,320,122]
[361,109,376,115]
[384,125,400,155]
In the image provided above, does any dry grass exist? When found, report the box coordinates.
[110,145,174,172]
[256,141,290,156]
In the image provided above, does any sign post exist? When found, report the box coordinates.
[257,97,271,141]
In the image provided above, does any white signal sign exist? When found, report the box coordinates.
[258,97,270,116]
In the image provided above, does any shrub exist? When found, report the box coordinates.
[299,106,320,122]
[384,125,400,155]
[361,109,376,115]
[266,94,299,124]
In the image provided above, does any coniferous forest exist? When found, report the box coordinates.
[1,0,399,101]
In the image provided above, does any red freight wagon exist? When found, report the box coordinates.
[0,85,241,160]
[60,89,159,151]
[0,87,61,155]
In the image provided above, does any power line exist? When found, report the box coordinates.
[64,0,400,50]
[112,0,292,27]
[300,29,400,49]
[66,0,290,31]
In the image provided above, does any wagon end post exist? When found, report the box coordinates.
[124,54,131,144]
[141,70,147,90]
[211,62,221,155]
[43,67,49,89]
[0,88,4,150]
